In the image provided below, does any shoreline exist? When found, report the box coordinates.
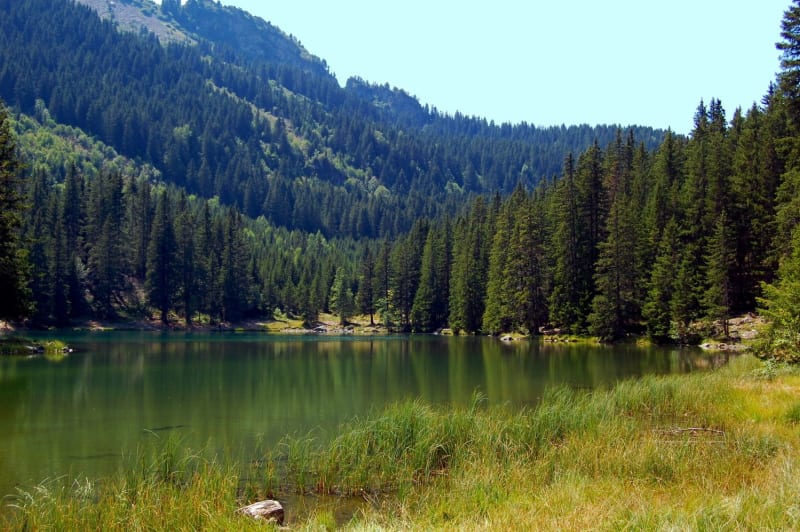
[1,313,765,347]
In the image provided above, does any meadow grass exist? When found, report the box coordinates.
[4,355,800,530]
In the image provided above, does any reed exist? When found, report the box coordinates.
[5,436,263,531]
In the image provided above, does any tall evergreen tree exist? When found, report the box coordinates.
[548,153,586,331]
[589,131,637,341]
[482,198,516,334]
[329,266,354,326]
[146,191,177,324]
[175,192,199,325]
[87,171,125,318]
[411,222,451,332]
[643,218,680,342]
[50,205,71,325]
[777,0,800,127]
[61,164,86,317]
[355,246,377,325]
[505,194,547,333]
[449,197,492,333]
[704,210,737,337]
[0,102,31,320]
[220,208,252,322]
[390,220,428,331]
[756,222,800,363]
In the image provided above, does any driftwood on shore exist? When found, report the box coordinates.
[237,499,284,524]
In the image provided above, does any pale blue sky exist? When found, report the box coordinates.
[223,1,789,134]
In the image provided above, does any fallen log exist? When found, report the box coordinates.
[656,427,725,435]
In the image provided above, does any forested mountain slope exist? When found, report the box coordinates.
[0,0,662,239]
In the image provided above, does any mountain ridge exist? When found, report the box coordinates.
[74,0,332,78]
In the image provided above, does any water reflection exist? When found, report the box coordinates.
[0,332,724,497]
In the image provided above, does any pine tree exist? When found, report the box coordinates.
[704,211,736,337]
[550,142,606,332]
[126,177,152,280]
[61,164,86,317]
[411,223,450,332]
[390,220,428,331]
[194,200,211,317]
[671,102,715,333]
[505,194,547,334]
[729,104,780,311]
[482,199,515,334]
[329,267,354,326]
[449,197,491,333]
[146,191,177,324]
[589,131,636,341]
[374,239,393,328]
[0,102,31,320]
[175,192,199,325]
[220,208,251,322]
[643,218,680,342]
[641,130,684,282]
[51,206,71,325]
[671,246,703,342]
[25,170,54,323]
[755,223,800,362]
[87,171,125,318]
[777,0,800,127]
[355,246,377,325]
[548,153,585,331]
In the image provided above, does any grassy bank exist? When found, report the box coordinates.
[4,355,800,530]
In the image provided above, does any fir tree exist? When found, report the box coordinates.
[0,102,31,320]
[755,223,800,362]
[220,208,251,322]
[505,194,547,334]
[482,199,515,334]
[548,153,585,331]
[642,218,680,342]
[390,220,428,331]
[411,223,450,332]
[777,0,800,127]
[87,171,125,318]
[146,191,177,324]
[329,266,354,326]
[704,211,736,337]
[589,131,636,341]
[449,197,491,333]
[175,192,199,325]
[355,246,377,325]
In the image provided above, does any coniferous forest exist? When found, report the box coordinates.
[2,0,800,351]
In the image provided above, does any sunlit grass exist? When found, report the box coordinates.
[4,355,800,530]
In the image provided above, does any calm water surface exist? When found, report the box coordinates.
[0,331,721,498]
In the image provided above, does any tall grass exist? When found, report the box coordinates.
[5,435,265,531]
[5,355,800,530]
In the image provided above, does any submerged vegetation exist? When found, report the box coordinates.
[5,355,799,529]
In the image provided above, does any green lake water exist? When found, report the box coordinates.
[0,332,724,499]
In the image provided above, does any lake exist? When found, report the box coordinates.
[0,331,722,499]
